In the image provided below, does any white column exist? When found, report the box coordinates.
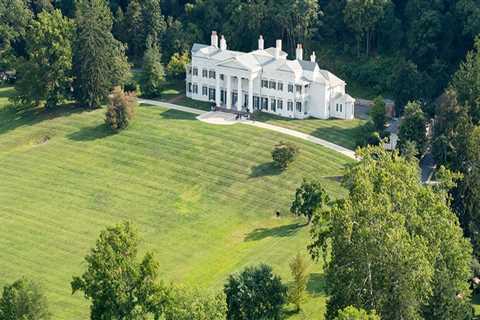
[237,77,243,111]
[226,74,232,109]
[215,73,221,107]
[248,76,253,113]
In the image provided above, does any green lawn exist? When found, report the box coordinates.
[254,112,366,150]
[0,86,352,319]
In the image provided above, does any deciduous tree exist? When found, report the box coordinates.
[369,96,386,132]
[288,253,309,312]
[224,264,287,320]
[0,278,50,320]
[13,9,74,108]
[291,179,329,224]
[71,222,163,319]
[334,306,380,320]
[309,146,472,320]
[398,101,427,154]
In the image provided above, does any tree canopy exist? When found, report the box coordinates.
[309,146,472,320]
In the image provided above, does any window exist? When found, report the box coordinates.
[340,103,343,112]
[278,82,283,91]
[277,99,283,110]
[220,74,224,80]
[336,103,343,113]
[271,98,276,111]
[288,83,294,93]
[261,97,268,110]
[188,82,192,93]
[188,67,192,75]
[209,70,216,79]
[202,69,208,78]
[261,79,269,88]
[202,86,208,96]
[269,80,276,90]
[193,84,198,94]
[193,67,198,76]
[287,101,293,111]
[209,88,215,101]
[296,102,302,112]
[254,96,260,109]
[295,85,302,94]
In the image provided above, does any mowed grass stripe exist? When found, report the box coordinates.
[0,90,351,319]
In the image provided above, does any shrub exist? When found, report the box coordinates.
[105,87,136,132]
[272,142,299,170]
[0,278,50,320]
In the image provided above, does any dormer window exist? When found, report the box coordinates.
[288,84,294,93]
[269,81,276,90]
[278,82,283,91]
[193,67,198,76]
[209,70,216,79]
[295,85,302,94]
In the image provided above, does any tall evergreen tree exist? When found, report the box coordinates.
[140,38,165,98]
[73,0,130,109]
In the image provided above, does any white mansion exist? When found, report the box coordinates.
[186,32,355,120]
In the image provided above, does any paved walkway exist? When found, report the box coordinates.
[139,99,357,160]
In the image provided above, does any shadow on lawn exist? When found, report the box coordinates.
[307,272,326,296]
[249,162,282,178]
[158,109,197,121]
[68,123,112,141]
[0,101,88,136]
[244,222,303,241]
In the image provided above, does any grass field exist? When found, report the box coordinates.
[0,86,353,319]
[254,112,366,150]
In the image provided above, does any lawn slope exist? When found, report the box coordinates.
[0,86,351,319]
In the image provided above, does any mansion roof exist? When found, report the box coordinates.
[191,42,345,87]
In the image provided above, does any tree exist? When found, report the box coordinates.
[162,286,226,320]
[343,0,390,56]
[288,253,309,312]
[224,264,287,320]
[271,141,299,170]
[166,51,190,79]
[13,9,74,109]
[398,101,427,154]
[73,0,130,109]
[0,0,32,68]
[290,179,329,224]
[451,36,480,124]
[0,278,50,320]
[334,306,380,320]
[369,96,386,132]
[71,222,163,319]
[273,0,319,52]
[125,0,144,59]
[309,146,472,320]
[390,59,423,115]
[140,39,165,97]
[105,87,137,132]
[400,140,418,162]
